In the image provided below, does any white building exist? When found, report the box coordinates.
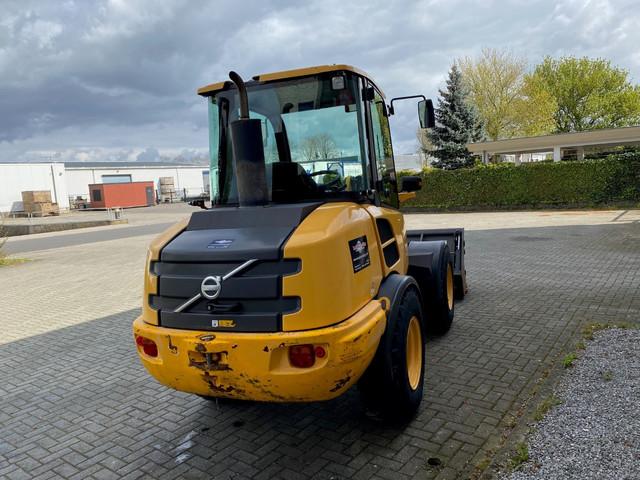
[64,162,210,200]
[0,163,69,213]
[0,161,210,213]
[468,125,640,163]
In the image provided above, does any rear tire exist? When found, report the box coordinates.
[425,246,454,335]
[358,287,425,423]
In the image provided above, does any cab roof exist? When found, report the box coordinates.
[197,64,385,98]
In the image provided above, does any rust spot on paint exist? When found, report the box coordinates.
[203,372,242,395]
[166,335,178,354]
[263,346,269,352]
[352,334,362,343]
[189,360,231,372]
[329,376,351,392]
[232,344,238,349]
[189,349,230,371]
[195,343,206,353]
[243,377,287,401]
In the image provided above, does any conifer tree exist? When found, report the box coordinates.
[427,65,484,169]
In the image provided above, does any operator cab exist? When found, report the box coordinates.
[198,65,431,209]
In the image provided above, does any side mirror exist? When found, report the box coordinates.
[418,99,435,129]
[400,175,422,192]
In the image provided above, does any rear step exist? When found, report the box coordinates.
[407,228,467,299]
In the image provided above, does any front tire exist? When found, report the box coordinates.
[359,287,425,423]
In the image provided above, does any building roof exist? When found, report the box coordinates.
[64,161,208,169]
[468,125,640,154]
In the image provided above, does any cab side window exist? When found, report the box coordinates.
[368,86,398,208]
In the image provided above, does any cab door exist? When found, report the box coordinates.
[363,82,408,276]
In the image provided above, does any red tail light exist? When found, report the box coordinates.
[314,345,327,358]
[135,335,158,357]
[289,344,315,368]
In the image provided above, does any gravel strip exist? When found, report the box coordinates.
[503,328,640,480]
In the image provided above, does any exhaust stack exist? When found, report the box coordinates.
[228,71,268,207]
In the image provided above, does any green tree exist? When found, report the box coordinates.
[513,76,557,136]
[427,65,484,169]
[530,56,640,132]
[459,48,555,140]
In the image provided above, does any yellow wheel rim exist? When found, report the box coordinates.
[446,263,454,311]
[406,316,423,390]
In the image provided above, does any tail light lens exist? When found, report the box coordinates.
[289,344,315,368]
[135,335,158,357]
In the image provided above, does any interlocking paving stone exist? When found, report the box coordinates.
[1,219,639,479]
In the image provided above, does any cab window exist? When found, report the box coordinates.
[210,73,375,205]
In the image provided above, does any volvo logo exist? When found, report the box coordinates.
[201,276,222,300]
[173,259,257,313]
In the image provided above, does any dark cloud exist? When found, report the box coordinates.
[1,0,639,161]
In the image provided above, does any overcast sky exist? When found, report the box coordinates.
[1,0,639,163]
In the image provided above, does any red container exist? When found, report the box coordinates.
[89,182,155,208]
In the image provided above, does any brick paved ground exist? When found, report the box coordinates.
[1,212,639,479]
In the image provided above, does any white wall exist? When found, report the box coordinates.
[0,163,70,213]
[65,166,209,199]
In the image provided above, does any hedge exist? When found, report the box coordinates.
[403,153,640,210]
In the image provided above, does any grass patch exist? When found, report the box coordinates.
[504,414,517,429]
[601,371,614,382]
[582,322,638,340]
[562,353,577,368]
[510,442,529,470]
[0,220,28,267]
[0,257,29,267]
[582,323,609,340]
[533,395,562,422]
[475,456,491,473]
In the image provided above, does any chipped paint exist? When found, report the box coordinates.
[133,298,386,402]
[167,335,178,354]
[188,349,231,372]
[329,375,352,392]
[203,372,242,395]
[245,377,287,401]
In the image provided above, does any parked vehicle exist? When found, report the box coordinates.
[133,65,467,421]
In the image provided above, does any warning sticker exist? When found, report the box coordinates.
[349,235,370,273]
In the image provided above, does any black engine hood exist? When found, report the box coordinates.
[160,202,321,262]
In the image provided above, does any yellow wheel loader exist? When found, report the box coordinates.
[133,65,467,421]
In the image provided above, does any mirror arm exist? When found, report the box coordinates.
[389,95,427,115]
